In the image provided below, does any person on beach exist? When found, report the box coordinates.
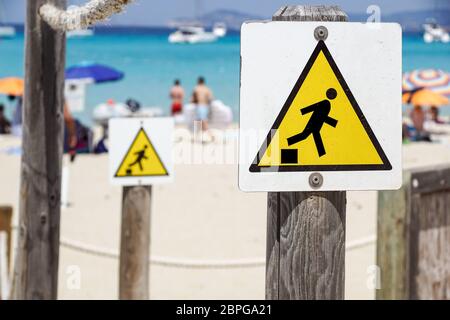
[64,102,78,162]
[429,106,445,124]
[8,95,22,127]
[170,79,184,115]
[0,104,11,134]
[192,76,213,131]
[409,105,430,141]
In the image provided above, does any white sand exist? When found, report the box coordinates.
[1,132,450,300]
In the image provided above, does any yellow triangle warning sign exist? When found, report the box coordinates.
[250,40,391,173]
[115,128,168,177]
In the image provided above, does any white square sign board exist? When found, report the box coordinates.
[239,22,402,192]
[109,117,174,186]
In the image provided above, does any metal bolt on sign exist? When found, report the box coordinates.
[314,26,328,41]
[309,172,324,189]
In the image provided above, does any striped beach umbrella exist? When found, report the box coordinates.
[403,69,450,96]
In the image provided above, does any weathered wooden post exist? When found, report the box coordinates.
[376,172,410,300]
[0,206,12,270]
[377,165,450,300]
[110,117,173,300]
[0,206,13,300]
[12,0,66,300]
[119,186,151,300]
[265,5,348,300]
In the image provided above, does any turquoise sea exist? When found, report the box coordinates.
[0,30,449,125]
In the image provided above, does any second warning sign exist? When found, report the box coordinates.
[109,117,174,186]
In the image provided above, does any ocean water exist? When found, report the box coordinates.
[0,31,449,125]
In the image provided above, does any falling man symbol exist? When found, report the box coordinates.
[126,145,148,175]
[287,88,338,157]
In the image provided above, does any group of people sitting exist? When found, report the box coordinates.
[405,105,447,142]
[170,76,213,131]
[0,96,91,161]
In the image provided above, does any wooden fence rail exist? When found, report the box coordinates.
[377,165,450,300]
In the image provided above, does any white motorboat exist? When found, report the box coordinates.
[0,25,15,38]
[212,23,227,37]
[0,0,15,38]
[169,26,217,44]
[423,21,449,43]
[67,28,94,38]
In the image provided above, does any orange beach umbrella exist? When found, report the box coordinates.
[0,77,24,96]
[402,88,449,107]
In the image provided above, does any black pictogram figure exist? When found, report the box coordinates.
[126,145,149,175]
[287,88,338,157]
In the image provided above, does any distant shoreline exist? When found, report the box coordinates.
[2,24,428,37]
[1,24,243,36]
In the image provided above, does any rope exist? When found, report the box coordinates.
[346,235,376,251]
[59,235,376,269]
[11,226,376,269]
[39,0,134,31]
[59,237,265,269]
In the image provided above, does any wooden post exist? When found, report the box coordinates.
[11,0,66,300]
[0,206,13,300]
[119,186,151,300]
[377,165,450,300]
[0,206,12,271]
[376,172,410,299]
[266,5,348,300]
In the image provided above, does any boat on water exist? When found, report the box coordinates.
[423,21,449,43]
[0,0,15,38]
[169,25,218,44]
[212,23,227,37]
[169,0,226,44]
[0,25,15,38]
[169,22,227,44]
[67,28,95,38]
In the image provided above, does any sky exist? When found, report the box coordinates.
[1,0,449,26]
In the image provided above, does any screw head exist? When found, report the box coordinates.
[314,26,328,41]
[309,172,323,189]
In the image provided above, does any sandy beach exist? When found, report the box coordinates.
[1,130,450,300]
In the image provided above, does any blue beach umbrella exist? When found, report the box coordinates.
[66,62,124,83]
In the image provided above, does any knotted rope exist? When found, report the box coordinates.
[39,0,134,31]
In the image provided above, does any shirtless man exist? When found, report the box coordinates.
[170,79,184,115]
[192,77,213,130]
